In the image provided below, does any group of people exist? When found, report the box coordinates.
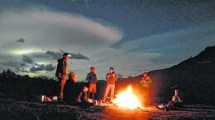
[55,53,117,106]
[55,52,183,110]
[85,66,117,103]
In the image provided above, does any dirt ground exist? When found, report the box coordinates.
[103,104,215,120]
[0,98,215,120]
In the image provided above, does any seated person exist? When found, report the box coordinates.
[64,72,94,108]
[169,89,183,108]
[157,89,183,111]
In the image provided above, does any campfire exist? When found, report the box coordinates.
[113,86,142,109]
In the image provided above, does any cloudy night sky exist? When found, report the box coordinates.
[0,0,215,81]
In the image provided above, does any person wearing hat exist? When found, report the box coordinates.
[55,53,70,102]
[102,67,117,103]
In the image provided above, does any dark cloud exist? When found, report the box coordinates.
[20,63,26,67]
[17,38,25,43]
[45,51,62,59]
[46,50,90,60]
[60,49,89,60]
[45,64,55,71]
[22,55,34,64]
[28,63,55,73]
[71,52,90,60]
[33,62,41,66]
[29,64,45,73]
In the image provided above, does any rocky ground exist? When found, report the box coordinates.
[1,98,215,120]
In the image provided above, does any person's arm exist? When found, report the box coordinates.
[62,60,67,75]
[106,73,110,81]
[148,77,152,84]
[140,76,145,83]
[178,96,183,102]
[86,73,90,82]
[172,96,176,102]
[113,73,117,82]
[95,74,98,83]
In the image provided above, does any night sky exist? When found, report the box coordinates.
[0,0,215,81]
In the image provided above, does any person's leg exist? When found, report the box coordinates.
[102,84,111,102]
[61,75,67,99]
[83,92,88,102]
[92,84,96,101]
[58,75,67,101]
[144,88,149,105]
[58,77,62,98]
[92,93,95,101]
[87,92,91,100]
[77,92,83,102]
[88,84,93,100]
[141,88,149,105]
[110,84,115,101]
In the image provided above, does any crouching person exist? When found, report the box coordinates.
[64,72,94,108]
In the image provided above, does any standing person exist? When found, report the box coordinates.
[86,67,97,102]
[55,53,70,102]
[102,67,117,103]
[139,72,152,105]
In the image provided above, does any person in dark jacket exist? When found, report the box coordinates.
[55,53,70,101]
[102,67,117,103]
[86,67,98,102]
[64,72,94,108]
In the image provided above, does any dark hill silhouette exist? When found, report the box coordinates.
[153,45,215,104]
[0,71,59,101]
[116,45,215,105]
[0,70,107,101]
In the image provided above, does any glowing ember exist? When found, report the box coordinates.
[113,86,142,109]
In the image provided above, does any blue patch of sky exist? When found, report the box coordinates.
[1,0,214,44]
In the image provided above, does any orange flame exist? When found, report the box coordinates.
[113,86,142,109]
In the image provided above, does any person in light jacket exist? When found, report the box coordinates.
[102,67,117,103]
